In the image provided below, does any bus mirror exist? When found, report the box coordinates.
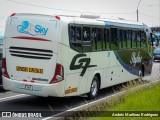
[150,33,154,46]
[155,35,159,46]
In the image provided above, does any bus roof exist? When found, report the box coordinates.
[10,13,146,29]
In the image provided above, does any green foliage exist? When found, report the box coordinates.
[99,82,160,120]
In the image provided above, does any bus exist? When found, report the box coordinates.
[2,13,153,99]
[0,34,3,84]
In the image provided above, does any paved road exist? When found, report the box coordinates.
[144,61,160,81]
[0,61,159,119]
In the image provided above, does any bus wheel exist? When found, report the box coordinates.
[138,69,143,81]
[87,76,99,99]
[138,67,144,81]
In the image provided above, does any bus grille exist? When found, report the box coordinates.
[9,46,53,60]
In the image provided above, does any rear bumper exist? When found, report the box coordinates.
[2,76,64,97]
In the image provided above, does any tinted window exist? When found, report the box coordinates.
[141,31,147,48]
[132,30,137,48]
[83,27,91,52]
[104,28,110,50]
[69,25,82,52]
[110,28,118,50]
[137,30,141,48]
[91,27,97,51]
[97,28,103,50]
[119,29,123,49]
[127,30,132,48]
[83,27,90,42]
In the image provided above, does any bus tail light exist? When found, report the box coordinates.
[10,13,16,17]
[50,64,64,84]
[2,58,10,78]
[55,16,60,20]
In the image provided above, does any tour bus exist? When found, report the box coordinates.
[2,13,153,99]
[0,34,3,84]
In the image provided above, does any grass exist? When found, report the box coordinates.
[111,85,160,111]
[98,81,160,120]
[61,81,160,120]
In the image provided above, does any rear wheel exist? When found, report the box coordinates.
[138,66,144,81]
[87,76,99,99]
[138,69,143,81]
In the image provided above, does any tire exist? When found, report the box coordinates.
[138,69,143,81]
[87,76,99,99]
[138,66,144,81]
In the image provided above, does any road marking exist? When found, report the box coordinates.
[45,80,160,120]
[0,94,27,101]
[41,117,52,120]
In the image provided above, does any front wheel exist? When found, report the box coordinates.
[87,76,99,99]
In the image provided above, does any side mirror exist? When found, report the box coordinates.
[150,33,154,46]
[155,35,159,46]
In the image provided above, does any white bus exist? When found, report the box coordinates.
[2,13,153,99]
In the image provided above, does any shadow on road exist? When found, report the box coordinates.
[0,86,5,92]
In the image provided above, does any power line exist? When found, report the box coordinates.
[139,12,160,19]
[100,12,136,15]
[7,0,135,15]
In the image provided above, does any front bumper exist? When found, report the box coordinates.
[153,55,160,60]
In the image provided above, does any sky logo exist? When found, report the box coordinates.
[17,21,48,36]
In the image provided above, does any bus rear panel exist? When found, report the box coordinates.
[3,13,65,97]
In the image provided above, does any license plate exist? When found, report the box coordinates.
[25,85,33,91]
[16,66,43,74]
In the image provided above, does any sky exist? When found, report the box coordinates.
[0,0,160,34]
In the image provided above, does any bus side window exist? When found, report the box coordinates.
[97,28,103,50]
[119,29,123,49]
[137,30,141,48]
[76,27,81,41]
[103,28,110,50]
[127,30,132,48]
[69,25,82,52]
[83,27,90,42]
[70,26,75,41]
[110,28,118,50]
[83,27,91,52]
[91,27,97,51]
[132,30,137,48]
[123,30,127,49]
[141,31,147,48]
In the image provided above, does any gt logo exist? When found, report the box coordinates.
[70,54,97,76]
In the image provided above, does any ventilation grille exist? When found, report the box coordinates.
[9,47,53,60]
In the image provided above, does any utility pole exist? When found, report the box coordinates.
[159,0,160,26]
[137,9,139,22]
[137,0,142,22]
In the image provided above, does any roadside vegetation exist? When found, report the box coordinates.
[62,80,160,120]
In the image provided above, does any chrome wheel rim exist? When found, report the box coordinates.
[138,70,142,80]
[91,80,98,96]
